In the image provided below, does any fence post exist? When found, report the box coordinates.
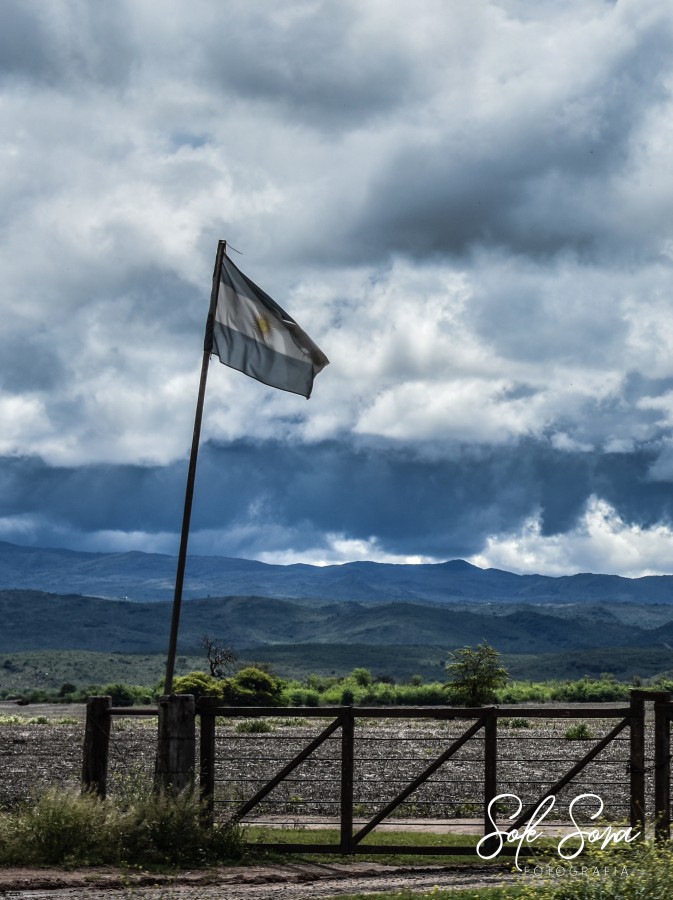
[340,707,355,854]
[655,700,671,841]
[82,695,112,797]
[629,690,646,833]
[199,703,216,823]
[155,694,196,793]
[483,707,497,854]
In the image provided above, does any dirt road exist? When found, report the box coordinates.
[0,862,516,899]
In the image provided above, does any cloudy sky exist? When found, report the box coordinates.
[3,0,673,577]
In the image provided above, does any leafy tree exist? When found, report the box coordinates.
[101,683,136,707]
[444,642,509,706]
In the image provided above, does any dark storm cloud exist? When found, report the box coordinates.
[0,0,134,87]
[0,0,57,82]
[343,19,673,263]
[3,438,672,561]
[0,340,66,393]
[199,2,420,131]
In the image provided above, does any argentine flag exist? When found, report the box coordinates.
[208,252,329,399]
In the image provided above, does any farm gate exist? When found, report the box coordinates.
[82,689,673,856]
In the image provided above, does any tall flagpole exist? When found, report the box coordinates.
[164,239,226,695]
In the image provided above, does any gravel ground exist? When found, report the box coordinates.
[0,703,643,821]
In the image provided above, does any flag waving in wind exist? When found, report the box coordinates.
[207,251,329,399]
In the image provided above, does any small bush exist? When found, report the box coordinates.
[0,788,112,865]
[286,688,321,707]
[500,717,530,729]
[351,667,372,687]
[565,722,594,740]
[221,667,285,707]
[0,787,242,867]
[519,840,673,899]
[171,671,222,699]
[102,683,136,707]
[117,788,242,866]
[235,719,273,734]
[0,715,23,725]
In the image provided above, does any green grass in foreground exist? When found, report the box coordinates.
[245,827,499,865]
[322,891,518,900]
[4,790,673,900]
[318,841,673,900]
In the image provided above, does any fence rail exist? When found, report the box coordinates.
[80,689,673,856]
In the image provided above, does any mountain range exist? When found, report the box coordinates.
[4,540,673,681]
[1,539,672,605]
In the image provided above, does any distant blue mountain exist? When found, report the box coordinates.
[0,539,672,604]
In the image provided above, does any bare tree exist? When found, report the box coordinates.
[202,634,237,679]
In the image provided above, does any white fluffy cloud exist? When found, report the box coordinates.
[471,495,673,577]
[3,1,673,574]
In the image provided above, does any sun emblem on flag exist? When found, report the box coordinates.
[253,312,274,342]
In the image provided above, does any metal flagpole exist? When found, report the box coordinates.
[164,239,226,695]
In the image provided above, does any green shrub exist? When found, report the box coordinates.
[517,840,673,899]
[286,688,320,707]
[565,722,594,740]
[221,667,285,707]
[500,717,530,729]
[0,786,242,867]
[306,673,336,693]
[351,667,372,687]
[550,676,630,703]
[235,719,273,734]
[116,787,242,866]
[171,671,223,699]
[0,788,112,865]
[101,683,136,706]
[395,683,447,705]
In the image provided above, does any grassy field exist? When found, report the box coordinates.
[1,643,672,695]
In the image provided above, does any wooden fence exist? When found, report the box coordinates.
[82,689,673,855]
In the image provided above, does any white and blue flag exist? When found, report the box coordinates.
[208,252,329,399]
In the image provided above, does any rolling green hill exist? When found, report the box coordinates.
[1,643,672,693]
[4,589,669,655]
[4,588,673,689]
